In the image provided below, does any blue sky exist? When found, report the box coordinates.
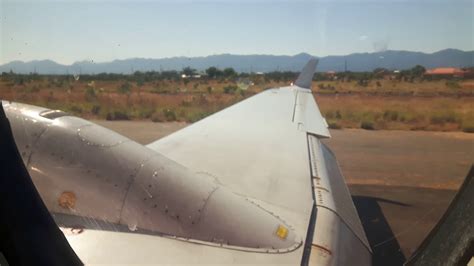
[1,0,473,64]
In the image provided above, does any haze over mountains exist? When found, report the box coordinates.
[1,49,472,74]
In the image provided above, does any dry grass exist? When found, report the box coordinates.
[317,95,473,132]
[1,77,473,132]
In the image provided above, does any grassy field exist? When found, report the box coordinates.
[0,76,473,132]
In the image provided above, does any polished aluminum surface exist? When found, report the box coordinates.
[308,134,370,249]
[3,101,301,255]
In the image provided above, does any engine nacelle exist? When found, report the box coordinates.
[3,101,302,253]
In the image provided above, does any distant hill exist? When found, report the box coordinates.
[1,49,473,74]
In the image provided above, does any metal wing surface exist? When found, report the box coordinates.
[145,58,371,265]
[148,89,328,217]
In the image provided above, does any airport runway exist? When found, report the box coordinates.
[94,120,473,265]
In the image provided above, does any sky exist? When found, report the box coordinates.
[1,0,473,64]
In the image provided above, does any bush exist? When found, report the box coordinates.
[383,110,399,121]
[68,105,83,114]
[163,109,177,121]
[137,108,154,119]
[223,85,238,94]
[151,111,164,122]
[430,112,456,125]
[357,79,369,87]
[151,87,170,94]
[106,110,130,120]
[325,110,335,119]
[328,122,342,129]
[461,121,474,133]
[85,87,97,100]
[446,80,461,89]
[91,105,101,115]
[361,121,375,130]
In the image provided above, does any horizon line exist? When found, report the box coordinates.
[1,48,472,66]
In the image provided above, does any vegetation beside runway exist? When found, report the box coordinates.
[1,67,473,132]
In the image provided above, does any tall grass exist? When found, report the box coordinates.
[318,95,473,131]
[1,78,473,132]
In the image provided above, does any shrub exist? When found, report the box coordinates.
[357,79,369,87]
[106,110,130,120]
[185,110,212,123]
[85,87,97,100]
[163,109,177,121]
[461,120,474,133]
[68,105,83,114]
[151,112,164,122]
[383,110,399,121]
[137,108,154,119]
[151,87,170,94]
[361,121,375,130]
[223,85,238,94]
[325,110,335,119]
[328,122,342,129]
[446,80,461,89]
[91,105,101,115]
[430,112,456,125]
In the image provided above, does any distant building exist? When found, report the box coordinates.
[325,71,337,80]
[424,67,467,78]
[181,73,205,79]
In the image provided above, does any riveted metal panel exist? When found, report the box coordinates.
[27,116,153,223]
[6,101,302,253]
[2,101,51,164]
[147,88,314,238]
[120,153,216,235]
[310,207,372,266]
[308,134,371,252]
[121,153,302,252]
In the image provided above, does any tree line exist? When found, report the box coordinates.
[1,65,469,86]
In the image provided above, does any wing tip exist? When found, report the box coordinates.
[294,58,318,90]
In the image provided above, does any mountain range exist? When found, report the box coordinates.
[1,49,472,74]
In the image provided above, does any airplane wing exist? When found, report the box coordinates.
[148,59,329,216]
[145,58,371,265]
[2,59,371,265]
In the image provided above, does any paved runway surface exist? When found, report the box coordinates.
[94,120,473,265]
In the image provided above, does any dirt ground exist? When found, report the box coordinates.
[94,120,473,265]
[324,129,473,190]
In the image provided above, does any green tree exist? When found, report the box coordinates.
[410,65,426,77]
[205,67,223,79]
[182,67,196,77]
[223,68,236,78]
